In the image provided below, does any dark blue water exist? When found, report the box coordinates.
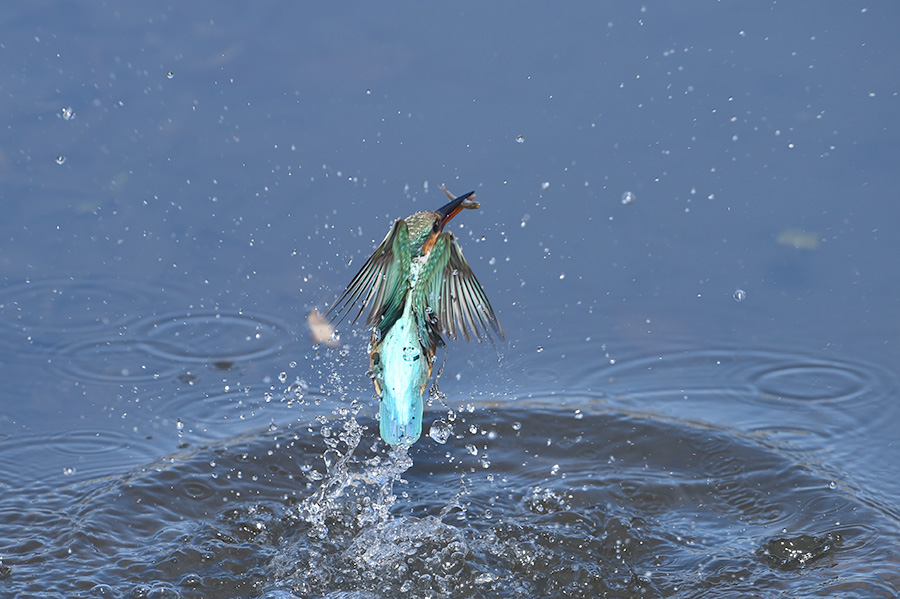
[1,3,899,597]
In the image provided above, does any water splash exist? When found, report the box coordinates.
[429,419,453,444]
[297,438,413,540]
[289,396,414,541]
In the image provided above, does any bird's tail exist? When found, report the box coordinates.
[379,393,423,446]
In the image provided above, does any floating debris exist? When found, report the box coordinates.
[307,309,340,347]
[777,228,819,250]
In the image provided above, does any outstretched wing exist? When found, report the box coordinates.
[324,219,411,335]
[416,232,504,342]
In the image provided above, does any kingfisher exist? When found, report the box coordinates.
[324,187,503,446]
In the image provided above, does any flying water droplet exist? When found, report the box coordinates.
[515,135,525,144]
[429,419,453,444]
[166,71,175,79]
[621,191,636,205]
[60,106,75,120]
[402,346,419,362]
[733,289,746,302]
[322,449,340,470]
[55,155,66,165]
[288,380,307,401]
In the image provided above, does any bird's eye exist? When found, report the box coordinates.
[432,221,440,233]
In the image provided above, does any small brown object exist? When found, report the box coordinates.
[307,308,340,347]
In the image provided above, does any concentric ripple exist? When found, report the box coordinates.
[511,343,898,448]
[513,341,892,408]
[598,348,888,406]
[751,362,869,403]
[47,337,188,383]
[153,383,323,442]
[0,429,160,488]
[132,311,293,363]
[0,276,186,351]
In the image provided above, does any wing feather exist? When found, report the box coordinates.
[416,232,503,343]
[324,219,411,335]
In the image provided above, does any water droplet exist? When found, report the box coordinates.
[288,380,307,400]
[166,71,175,79]
[828,480,837,490]
[322,449,340,470]
[536,346,544,353]
[474,573,498,584]
[90,584,114,597]
[60,106,75,120]
[512,421,522,431]
[621,190,636,205]
[55,155,66,165]
[365,88,372,95]
[541,181,550,190]
[515,135,525,144]
[733,288,746,302]
[402,346,419,362]
[429,419,453,444]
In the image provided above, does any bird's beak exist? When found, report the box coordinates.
[436,191,476,230]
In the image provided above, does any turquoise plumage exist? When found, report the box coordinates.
[325,188,503,445]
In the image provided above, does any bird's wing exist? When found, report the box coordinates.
[324,219,411,334]
[416,232,504,342]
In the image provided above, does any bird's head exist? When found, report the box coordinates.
[406,191,480,253]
